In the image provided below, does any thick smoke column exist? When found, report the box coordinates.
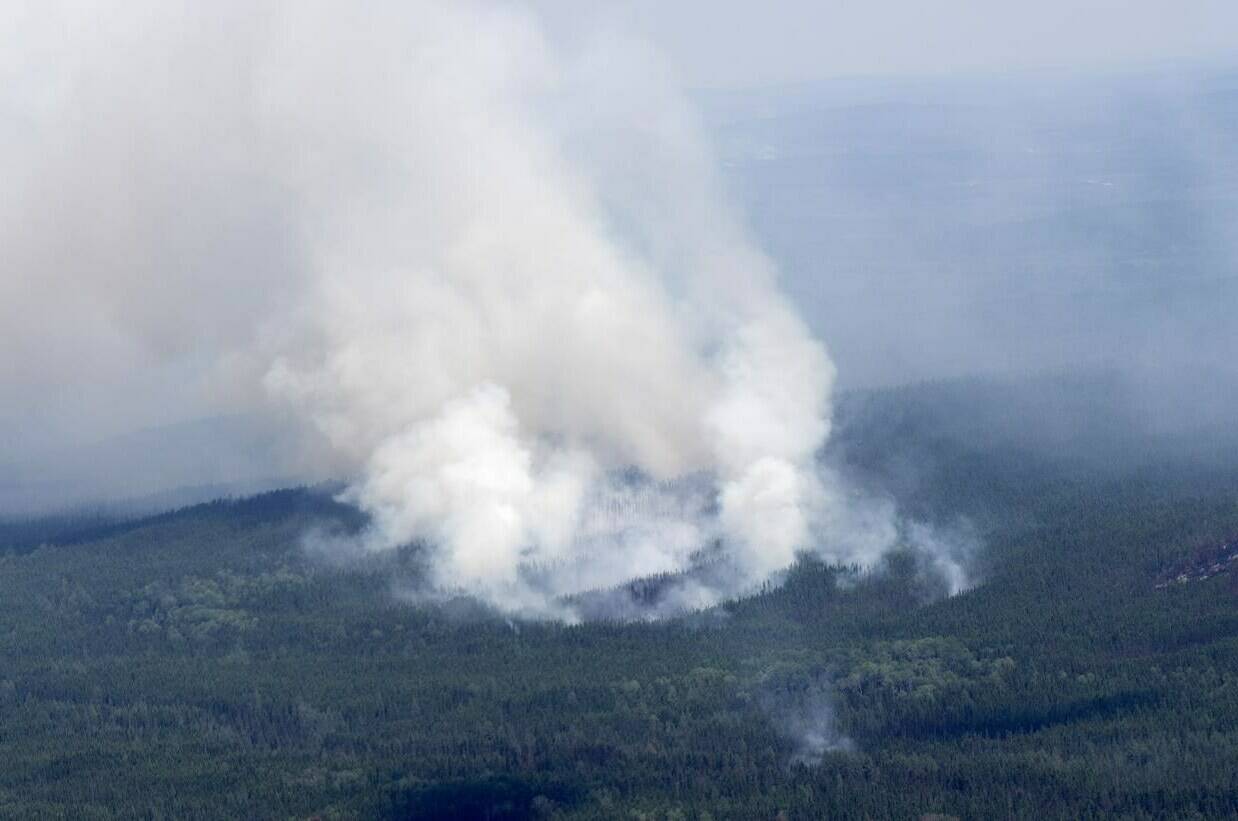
[3,1,943,619]
[256,1,835,618]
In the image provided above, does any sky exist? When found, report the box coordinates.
[2,0,1237,518]
[525,1,1238,88]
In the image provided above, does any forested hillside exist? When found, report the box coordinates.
[3,379,1238,819]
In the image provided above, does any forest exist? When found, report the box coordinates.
[2,376,1238,820]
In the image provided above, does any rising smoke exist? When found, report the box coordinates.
[2,1,963,619]
[758,673,855,767]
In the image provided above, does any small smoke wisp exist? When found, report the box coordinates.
[906,519,979,598]
[761,681,855,767]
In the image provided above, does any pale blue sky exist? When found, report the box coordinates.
[527,1,1238,87]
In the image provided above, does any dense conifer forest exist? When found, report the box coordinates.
[3,379,1238,819]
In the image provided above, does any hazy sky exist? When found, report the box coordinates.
[3,0,1236,516]
[527,1,1238,87]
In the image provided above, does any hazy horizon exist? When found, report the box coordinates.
[3,3,1237,546]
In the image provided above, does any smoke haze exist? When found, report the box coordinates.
[6,2,1234,617]
[3,0,926,619]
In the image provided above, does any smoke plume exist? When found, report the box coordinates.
[2,1,959,618]
[760,677,855,767]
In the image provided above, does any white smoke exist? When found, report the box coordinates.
[2,0,963,619]
[245,0,844,619]
[760,678,855,767]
